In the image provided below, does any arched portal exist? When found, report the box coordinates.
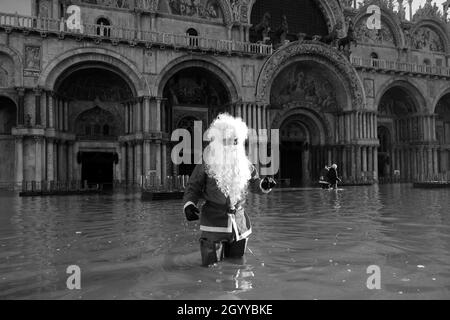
[434,94,450,174]
[377,85,422,181]
[278,112,325,187]
[163,66,232,176]
[52,64,134,187]
[0,96,17,185]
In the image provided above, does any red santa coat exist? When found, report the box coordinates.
[183,163,270,241]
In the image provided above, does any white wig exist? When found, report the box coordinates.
[204,113,252,207]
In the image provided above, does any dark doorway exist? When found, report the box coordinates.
[280,141,303,187]
[81,152,114,189]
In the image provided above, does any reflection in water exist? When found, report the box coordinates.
[0,184,449,299]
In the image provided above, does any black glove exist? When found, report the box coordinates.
[261,177,277,190]
[184,204,200,221]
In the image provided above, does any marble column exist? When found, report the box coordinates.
[373,146,378,181]
[59,99,64,132]
[34,137,42,183]
[135,142,142,185]
[128,143,134,184]
[433,148,438,174]
[15,136,23,186]
[120,143,126,183]
[73,142,79,182]
[161,143,167,184]
[16,88,25,125]
[160,99,166,133]
[136,100,142,132]
[356,146,361,179]
[155,141,162,183]
[362,146,367,173]
[46,138,54,181]
[143,140,151,178]
[41,92,47,128]
[427,147,433,178]
[34,88,42,126]
[48,93,54,128]
[54,98,59,130]
[124,103,129,134]
[53,140,58,181]
[64,101,69,131]
[368,146,373,176]
[67,142,73,181]
[155,99,162,131]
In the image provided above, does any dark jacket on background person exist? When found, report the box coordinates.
[327,167,339,185]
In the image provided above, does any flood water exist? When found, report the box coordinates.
[0,184,449,300]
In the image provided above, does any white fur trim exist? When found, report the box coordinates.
[200,215,233,233]
[183,201,196,210]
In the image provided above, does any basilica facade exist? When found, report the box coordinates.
[0,0,450,189]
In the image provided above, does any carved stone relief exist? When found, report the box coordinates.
[270,63,339,113]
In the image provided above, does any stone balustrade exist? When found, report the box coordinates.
[352,56,450,77]
[0,11,272,56]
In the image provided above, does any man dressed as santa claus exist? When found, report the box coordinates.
[183,113,276,266]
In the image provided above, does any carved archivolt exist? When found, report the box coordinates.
[256,41,365,110]
[353,5,403,47]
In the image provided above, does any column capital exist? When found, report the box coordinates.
[14,135,24,142]
[15,87,26,96]
[33,87,43,95]
[31,135,44,142]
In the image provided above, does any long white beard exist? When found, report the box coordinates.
[204,142,252,207]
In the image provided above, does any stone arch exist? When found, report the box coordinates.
[38,47,147,96]
[410,19,449,54]
[248,0,345,32]
[375,79,426,114]
[353,4,404,47]
[271,106,330,145]
[217,0,233,25]
[256,41,366,110]
[432,87,450,114]
[0,44,23,87]
[156,55,240,102]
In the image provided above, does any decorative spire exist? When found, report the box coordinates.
[397,0,406,21]
[359,0,395,13]
[413,0,445,22]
